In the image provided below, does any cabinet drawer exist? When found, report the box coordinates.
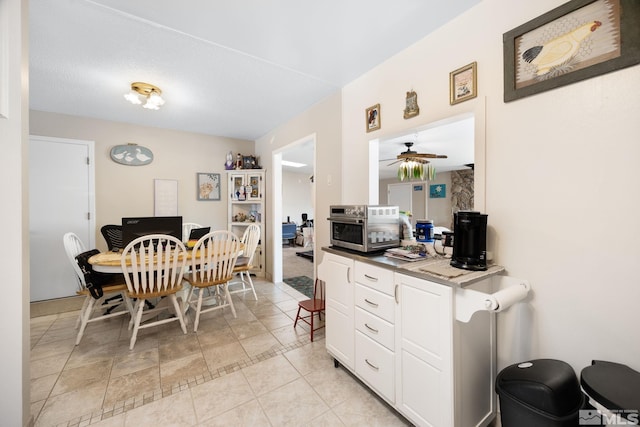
[355,331,395,402]
[355,262,394,295]
[355,284,395,323]
[355,307,394,351]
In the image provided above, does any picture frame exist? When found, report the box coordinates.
[430,184,447,198]
[449,62,477,105]
[503,0,640,102]
[365,103,381,132]
[196,173,221,201]
[243,155,257,170]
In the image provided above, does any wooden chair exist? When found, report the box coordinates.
[121,234,188,350]
[229,224,260,299]
[293,278,325,342]
[63,232,133,345]
[183,230,241,331]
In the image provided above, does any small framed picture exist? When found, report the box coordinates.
[450,62,477,105]
[197,173,221,201]
[430,184,447,198]
[365,103,381,133]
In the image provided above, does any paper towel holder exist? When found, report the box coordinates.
[455,276,530,323]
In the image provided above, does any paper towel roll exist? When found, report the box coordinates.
[485,283,529,312]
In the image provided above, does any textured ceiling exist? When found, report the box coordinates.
[29,0,481,142]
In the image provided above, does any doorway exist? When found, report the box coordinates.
[272,135,316,285]
[29,136,95,301]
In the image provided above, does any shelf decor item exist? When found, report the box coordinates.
[365,103,381,132]
[403,91,419,119]
[450,62,477,105]
[503,0,640,102]
[196,173,220,201]
[110,143,153,166]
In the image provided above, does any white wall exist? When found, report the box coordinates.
[339,0,640,373]
[30,111,254,250]
[0,0,30,424]
[282,170,313,224]
[255,92,342,280]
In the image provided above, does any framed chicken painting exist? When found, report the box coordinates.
[503,0,640,102]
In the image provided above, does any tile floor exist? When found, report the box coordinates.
[30,277,412,427]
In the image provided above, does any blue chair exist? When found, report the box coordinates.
[282,223,297,246]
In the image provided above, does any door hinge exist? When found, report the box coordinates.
[87,212,91,220]
[86,157,90,165]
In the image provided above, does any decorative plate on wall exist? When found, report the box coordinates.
[110,144,154,166]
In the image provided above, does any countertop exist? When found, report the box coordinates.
[322,246,505,288]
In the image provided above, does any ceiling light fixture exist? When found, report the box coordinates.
[389,142,445,181]
[124,82,165,110]
[398,159,435,181]
[281,160,306,168]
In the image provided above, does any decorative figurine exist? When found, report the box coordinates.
[236,153,243,169]
[225,151,234,170]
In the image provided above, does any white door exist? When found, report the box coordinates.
[29,136,95,301]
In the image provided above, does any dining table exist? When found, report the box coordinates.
[89,243,246,311]
[88,243,245,274]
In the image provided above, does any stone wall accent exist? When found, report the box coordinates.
[450,169,474,228]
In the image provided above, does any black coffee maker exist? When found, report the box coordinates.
[450,211,488,271]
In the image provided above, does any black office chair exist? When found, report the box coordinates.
[101,224,123,251]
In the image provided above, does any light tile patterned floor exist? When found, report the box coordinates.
[30,277,411,427]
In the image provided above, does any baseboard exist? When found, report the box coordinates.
[30,296,84,318]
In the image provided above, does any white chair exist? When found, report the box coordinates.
[122,234,188,350]
[229,224,260,300]
[183,230,241,331]
[182,222,203,242]
[63,232,133,345]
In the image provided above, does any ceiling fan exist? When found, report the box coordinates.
[386,142,447,166]
[384,142,448,181]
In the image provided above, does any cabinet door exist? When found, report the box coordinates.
[319,253,355,370]
[395,273,453,427]
[229,174,246,200]
[246,173,263,200]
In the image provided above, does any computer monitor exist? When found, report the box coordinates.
[121,216,183,248]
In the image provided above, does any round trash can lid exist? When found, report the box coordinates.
[496,359,582,417]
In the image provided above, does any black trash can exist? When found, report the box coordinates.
[495,359,584,427]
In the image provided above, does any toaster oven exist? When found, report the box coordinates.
[328,205,400,253]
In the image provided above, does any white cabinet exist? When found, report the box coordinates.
[319,253,355,370]
[227,171,264,276]
[395,273,453,427]
[320,251,496,427]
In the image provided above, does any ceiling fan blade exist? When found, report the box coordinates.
[386,159,402,166]
[398,152,448,159]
